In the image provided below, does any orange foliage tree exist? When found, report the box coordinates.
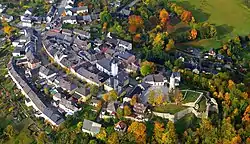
[128,15,144,33]
[159,9,169,26]
[180,10,192,23]
[189,29,198,40]
[133,33,141,42]
[128,122,147,144]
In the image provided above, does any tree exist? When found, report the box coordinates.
[196,118,219,144]
[124,105,132,116]
[154,121,165,143]
[107,132,119,144]
[153,33,165,49]
[3,24,14,37]
[36,132,49,144]
[103,90,118,102]
[116,107,124,118]
[159,9,169,26]
[89,140,98,144]
[155,94,163,105]
[130,95,137,106]
[44,87,49,95]
[148,90,156,105]
[128,15,144,33]
[180,10,192,23]
[165,39,175,52]
[128,122,147,144]
[133,33,141,42]
[174,89,183,105]
[90,85,99,96]
[189,29,198,40]
[162,121,177,144]
[100,8,112,24]
[96,128,107,141]
[4,125,14,139]
[140,61,156,76]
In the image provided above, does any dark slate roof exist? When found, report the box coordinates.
[75,86,90,96]
[39,66,55,76]
[97,58,112,71]
[76,67,100,83]
[59,78,77,91]
[117,51,133,60]
[143,74,165,83]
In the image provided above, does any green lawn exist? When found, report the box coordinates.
[176,39,222,51]
[153,104,188,114]
[175,113,200,134]
[182,91,201,103]
[198,97,207,112]
[170,0,250,39]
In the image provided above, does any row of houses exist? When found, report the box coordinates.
[8,58,65,126]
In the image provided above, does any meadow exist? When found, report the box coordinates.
[171,0,250,49]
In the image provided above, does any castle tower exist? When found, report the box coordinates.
[111,58,118,76]
[169,74,175,92]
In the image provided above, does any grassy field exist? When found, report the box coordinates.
[153,104,188,114]
[198,97,207,112]
[182,91,201,103]
[171,0,250,39]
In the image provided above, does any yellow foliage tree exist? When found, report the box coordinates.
[128,122,147,144]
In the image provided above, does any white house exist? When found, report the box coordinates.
[62,16,77,24]
[96,58,118,76]
[143,74,167,86]
[76,6,88,14]
[24,8,33,16]
[118,39,132,50]
[82,119,101,136]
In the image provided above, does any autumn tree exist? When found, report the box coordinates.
[36,132,49,144]
[128,15,144,33]
[128,122,147,144]
[3,24,14,38]
[162,121,178,144]
[4,125,15,139]
[189,29,198,40]
[154,121,165,143]
[242,105,250,122]
[103,90,118,102]
[107,132,119,144]
[116,107,124,118]
[148,90,156,106]
[153,33,165,49]
[159,9,169,27]
[130,95,137,106]
[196,118,219,144]
[140,61,156,76]
[165,39,175,52]
[133,33,141,42]
[155,94,163,105]
[96,128,107,141]
[124,105,132,116]
[174,89,183,105]
[181,10,192,23]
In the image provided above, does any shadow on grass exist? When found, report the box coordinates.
[216,24,234,39]
[174,1,211,22]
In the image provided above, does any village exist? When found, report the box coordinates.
[1,0,250,143]
[5,0,220,136]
